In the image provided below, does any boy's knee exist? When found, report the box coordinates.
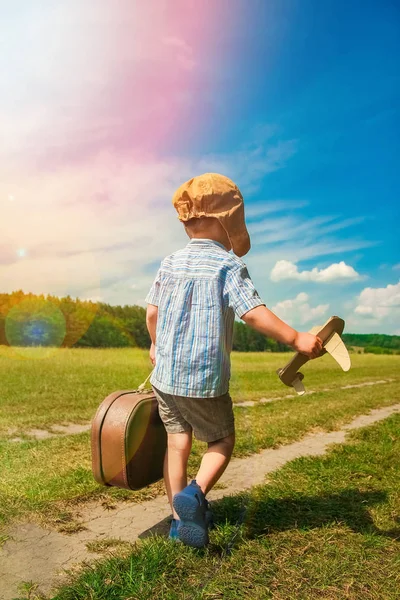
[209,432,235,452]
[167,431,192,454]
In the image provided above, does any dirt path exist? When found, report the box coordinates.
[1,402,399,600]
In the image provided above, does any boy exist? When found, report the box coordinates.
[145,173,322,548]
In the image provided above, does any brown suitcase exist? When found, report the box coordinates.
[91,377,167,491]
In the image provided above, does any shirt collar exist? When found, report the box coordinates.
[187,238,228,251]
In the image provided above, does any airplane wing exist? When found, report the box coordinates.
[324,331,351,372]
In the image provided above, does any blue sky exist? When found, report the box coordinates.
[1,0,399,334]
[162,0,400,334]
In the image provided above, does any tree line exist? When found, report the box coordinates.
[1,291,399,353]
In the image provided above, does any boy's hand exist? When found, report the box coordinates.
[149,342,156,366]
[293,332,323,359]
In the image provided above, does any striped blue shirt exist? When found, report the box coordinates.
[145,238,265,397]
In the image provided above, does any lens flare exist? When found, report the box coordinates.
[5,298,66,360]
[3,294,100,360]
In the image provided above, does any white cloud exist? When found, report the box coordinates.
[245,199,309,219]
[271,293,329,325]
[249,212,369,248]
[270,259,362,283]
[355,280,400,320]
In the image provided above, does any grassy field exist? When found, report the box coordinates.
[0,346,398,434]
[0,347,399,537]
[25,413,400,599]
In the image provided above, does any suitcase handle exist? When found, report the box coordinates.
[137,368,155,392]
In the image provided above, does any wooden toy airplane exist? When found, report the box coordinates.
[277,316,351,395]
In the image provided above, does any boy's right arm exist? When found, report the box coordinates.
[145,264,162,366]
[241,305,323,359]
[223,261,322,359]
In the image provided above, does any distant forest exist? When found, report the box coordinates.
[1,291,399,354]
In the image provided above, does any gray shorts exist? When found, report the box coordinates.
[152,385,235,443]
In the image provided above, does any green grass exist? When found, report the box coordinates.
[0,346,398,434]
[21,414,399,600]
[0,348,399,531]
[1,368,399,533]
[2,347,399,597]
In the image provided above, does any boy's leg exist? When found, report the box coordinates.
[163,431,192,519]
[171,433,235,547]
[195,432,235,495]
[151,385,193,519]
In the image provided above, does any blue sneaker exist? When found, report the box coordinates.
[172,480,210,548]
[205,502,214,529]
[168,518,182,542]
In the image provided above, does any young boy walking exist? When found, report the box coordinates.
[145,173,322,548]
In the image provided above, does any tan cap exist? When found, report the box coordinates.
[172,173,251,257]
